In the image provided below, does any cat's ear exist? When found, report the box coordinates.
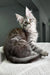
[16,14,24,23]
[26,7,33,18]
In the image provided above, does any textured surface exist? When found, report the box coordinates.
[0,43,50,75]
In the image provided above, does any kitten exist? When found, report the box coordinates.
[4,7,48,63]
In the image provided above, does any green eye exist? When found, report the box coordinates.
[30,19,31,21]
[25,22,27,24]
[30,18,34,22]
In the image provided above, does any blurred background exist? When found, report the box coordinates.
[0,0,50,46]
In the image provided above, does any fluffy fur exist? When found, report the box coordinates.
[4,7,48,63]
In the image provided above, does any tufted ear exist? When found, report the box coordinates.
[16,14,24,24]
[26,7,33,18]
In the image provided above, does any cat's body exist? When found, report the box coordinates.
[4,27,39,63]
[4,28,31,58]
[4,7,48,63]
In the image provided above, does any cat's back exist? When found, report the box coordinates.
[4,28,32,59]
[8,28,26,40]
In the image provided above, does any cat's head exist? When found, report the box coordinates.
[16,7,36,31]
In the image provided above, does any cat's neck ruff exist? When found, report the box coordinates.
[26,22,38,43]
[27,22,37,33]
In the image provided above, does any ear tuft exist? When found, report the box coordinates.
[26,6,29,12]
[26,7,30,17]
[26,7,34,18]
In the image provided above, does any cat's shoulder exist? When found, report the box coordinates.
[8,28,26,39]
[9,28,23,35]
[10,28,23,33]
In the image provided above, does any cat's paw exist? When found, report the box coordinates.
[40,51,48,56]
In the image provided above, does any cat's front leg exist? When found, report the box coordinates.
[31,45,48,57]
[39,50,48,56]
[34,47,48,57]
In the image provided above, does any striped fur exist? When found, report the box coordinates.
[4,7,48,63]
[25,7,48,56]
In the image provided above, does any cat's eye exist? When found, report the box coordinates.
[29,19,32,21]
[24,21,27,24]
[24,21,30,24]
[29,18,34,22]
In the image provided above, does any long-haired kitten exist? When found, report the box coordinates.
[4,7,48,63]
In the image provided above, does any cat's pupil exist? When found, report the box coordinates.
[25,21,27,24]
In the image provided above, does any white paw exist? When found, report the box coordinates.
[41,51,48,56]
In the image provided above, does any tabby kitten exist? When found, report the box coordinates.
[4,7,48,63]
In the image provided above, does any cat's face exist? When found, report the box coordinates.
[16,7,36,31]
